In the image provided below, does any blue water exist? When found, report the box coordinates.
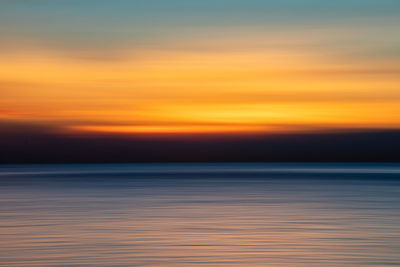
[1,163,400,266]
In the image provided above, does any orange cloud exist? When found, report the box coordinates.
[1,37,399,135]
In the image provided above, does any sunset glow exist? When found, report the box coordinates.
[1,1,399,135]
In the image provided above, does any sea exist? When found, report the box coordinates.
[0,163,399,266]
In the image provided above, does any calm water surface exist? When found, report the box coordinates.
[0,163,400,266]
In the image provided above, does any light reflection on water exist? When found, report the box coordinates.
[0,163,400,266]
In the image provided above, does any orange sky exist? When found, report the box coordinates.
[1,1,400,136]
[1,44,399,135]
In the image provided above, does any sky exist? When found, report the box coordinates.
[0,1,400,159]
